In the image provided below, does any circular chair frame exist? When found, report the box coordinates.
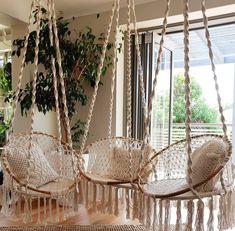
[80,136,157,185]
[138,134,232,199]
[1,131,76,196]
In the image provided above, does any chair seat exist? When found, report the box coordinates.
[141,178,227,200]
[38,177,75,193]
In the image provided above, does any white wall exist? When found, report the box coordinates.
[11,23,57,136]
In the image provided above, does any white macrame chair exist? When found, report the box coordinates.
[0,0,81,224]
[136,0,234,230]
[77,0,156,216]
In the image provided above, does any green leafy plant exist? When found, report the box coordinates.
[13,7,113,147]
[0,62,12,147]
[172,73,218,123]
[0,62,12,96]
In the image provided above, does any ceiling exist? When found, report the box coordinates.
[0,0,156,24]
[54,0,155,18]
[162,23,235,68]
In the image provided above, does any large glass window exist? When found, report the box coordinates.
[131,23,235,152]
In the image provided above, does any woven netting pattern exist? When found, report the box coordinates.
[85,137,142,177]
[151,135,231,181]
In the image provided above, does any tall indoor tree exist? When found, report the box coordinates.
[12,7,114,147]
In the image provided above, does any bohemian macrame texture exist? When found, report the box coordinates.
[0,0,234,229]
[0,0,80,224]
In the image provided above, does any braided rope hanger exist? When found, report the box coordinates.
[183,0,202,200]
[7,0,78,189]
[200,0,231,193]
[78,0,117,158]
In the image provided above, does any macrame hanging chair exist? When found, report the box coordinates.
[0,0,81,224]
[136,0,234,230]
[77,0,155,215]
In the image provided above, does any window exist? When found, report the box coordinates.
[131,22,235,152]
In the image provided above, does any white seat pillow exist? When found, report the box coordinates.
[5,141,59,188]
[108,144,154,181]
[187,139,227,192]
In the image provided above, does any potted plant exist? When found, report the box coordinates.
[13,8,114,147]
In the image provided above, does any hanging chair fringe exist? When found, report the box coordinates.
[93,183,97,213]
[158,200,163,231]
[195,199,204,231]
[132,190,138,220]
[152,198,157,231]
[185,199,194,231]
[49,198,53,223]
[125,188,130,219]
[207,197,214,231]
[108,186,113,214]
[146,196,152,229]
[231,189,235,227]
[101,185,106,213]
[164,200,170,231]
[175,200,182,231]
[114,187,119,216]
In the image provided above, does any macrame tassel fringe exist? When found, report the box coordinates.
[114,187,119,216]
[175,200,182,231]
[37,197,41,224]
[164,200,170,231]
[195,199,204,231]
[93,184,97,213]
[226,191,232,228]
[101,185,106,213]
[85,180,89,209]
[146,196,152,229]
[231,189,235,227]
[78,181,84,204]
[125,188,130,219]
[158,200,163,231]
[56,198,60,222]
[138,193,143,221]
[152,199,158,231]
[49,198,53,223]
[207,197,214,231]
[16,194,22,218]
[73,190,79,212]
[107,186,113,215]
[132,190,139,220]
[185,200,194,231]
[23,196,30,224]
[43,197,47,224]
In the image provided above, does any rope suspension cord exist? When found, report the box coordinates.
[51,0,73,149]
[130,0,149,181]
[183,0,202,200]
[126,0,134,182]
[47,0,63,175]
[142,0,171,146]
[78,0,117,159]
[50,0,80,189]
[126,0,132,140]
[138,0,170,183]
[108,0,120,140]
[131,0,148,134]
[200,0,228,143]
[200,0,231,193]
[26,0,42,188]
[8,0,35,138]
